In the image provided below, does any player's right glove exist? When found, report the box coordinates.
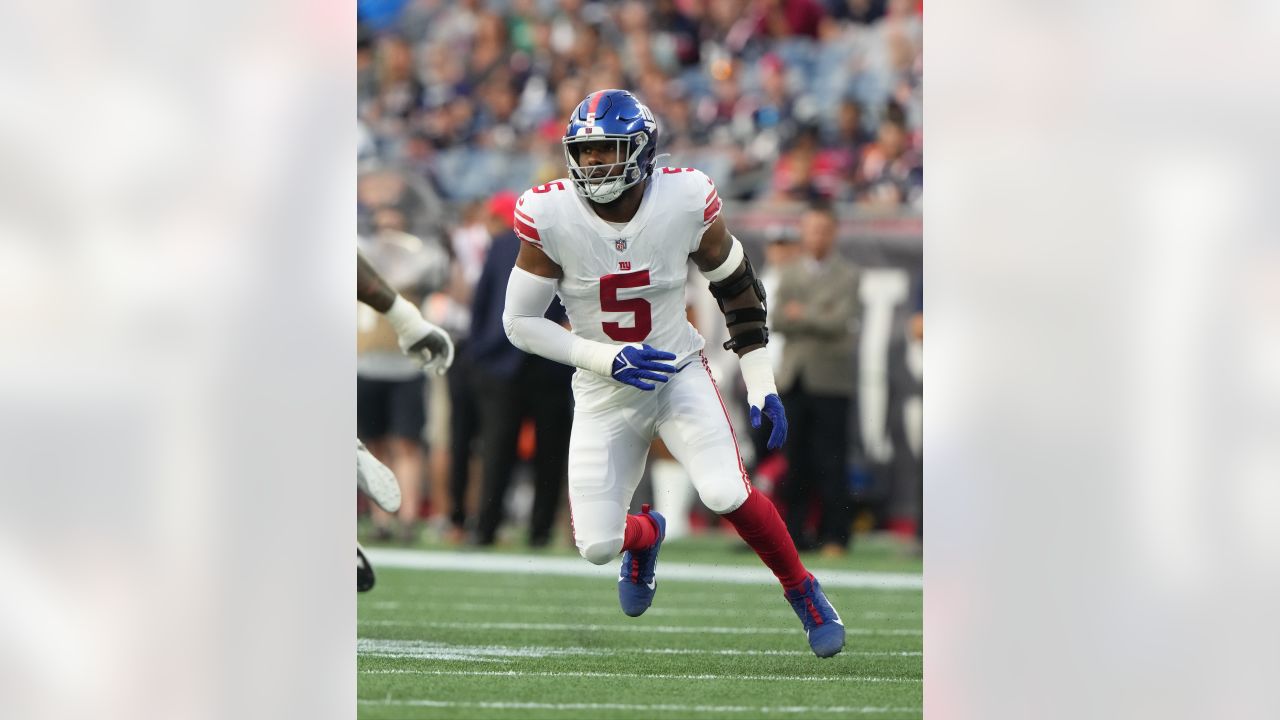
[399,322,454,375]
[386,295,455,375]
[611,344,678,391]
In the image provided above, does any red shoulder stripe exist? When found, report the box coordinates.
[703,195,722,224]
[514,217,541,241]
[516,229,543,248]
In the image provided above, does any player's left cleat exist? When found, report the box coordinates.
[357,438,401,513]
[785,574,846,658]
[618,505,666,617]
[357,543,376,592]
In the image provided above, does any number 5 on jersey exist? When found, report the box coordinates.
[600,270,651,342]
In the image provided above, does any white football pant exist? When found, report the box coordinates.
[650,458,695,541]
[569,354,750,564]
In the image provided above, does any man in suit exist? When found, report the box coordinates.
[469,192,574,548]
[771,202,861,556]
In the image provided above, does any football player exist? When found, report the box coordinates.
[355,250,455,590]
[502,90,844,657]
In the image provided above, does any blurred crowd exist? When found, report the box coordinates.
[357,0,923,555]
[358,0,922,211]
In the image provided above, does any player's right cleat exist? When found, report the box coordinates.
[785,574,846,658]
[357,438,401,513]
[618,505,666,617]
[357,543,376,592]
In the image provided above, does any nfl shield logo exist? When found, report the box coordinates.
[615,237,628,252]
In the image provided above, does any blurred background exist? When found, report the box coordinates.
[356,0,924,561]
[6,0,1280,717]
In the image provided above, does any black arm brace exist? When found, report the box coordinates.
[708,252,770,352]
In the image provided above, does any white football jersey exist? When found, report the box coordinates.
[514,167,724,406]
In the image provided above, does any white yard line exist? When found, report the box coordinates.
[367,600,919,621]
[356,638,600,662]
[357,698,921,714]
[359,619,923,636]
[360,668,921,684]
[365,548,923,591]
[629,647,921,657]
[357,638,921,660]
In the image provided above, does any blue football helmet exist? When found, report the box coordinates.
[563,89,659,204]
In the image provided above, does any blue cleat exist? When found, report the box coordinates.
[785,575,846,658]
[618,505,666,617]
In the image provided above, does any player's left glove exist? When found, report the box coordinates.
[738,348,787,449]
[386,295,455,375]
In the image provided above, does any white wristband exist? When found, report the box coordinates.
[384,295,424,337]
[571,340,620,377]
[738,347,777,409]
[502,267,620,376]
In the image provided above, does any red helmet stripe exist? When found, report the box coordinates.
[587,90,605,117]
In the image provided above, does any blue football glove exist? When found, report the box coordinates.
[611,344,678,391]
[750,393,788,450]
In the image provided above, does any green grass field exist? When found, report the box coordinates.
[357,534,922,719]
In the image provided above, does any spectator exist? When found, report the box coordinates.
[854,110,922,208]
[356,0,922,205]
[770,124,846,201]
[771,202,861,556]
[754,0,826,39]
[468,192,574,548]
[434,201,490,543]
[365,34,422,142]
[825,98,874,175]
[653,0,702,69]
[826,0,887,25]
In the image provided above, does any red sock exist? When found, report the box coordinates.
[622,505,660,552]
[721,491,810,590]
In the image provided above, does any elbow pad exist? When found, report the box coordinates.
[704,237,770,352]
[705,236,768,307]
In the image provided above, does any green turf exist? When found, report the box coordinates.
[357,545,922,719]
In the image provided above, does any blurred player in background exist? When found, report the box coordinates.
[502,89,844,657]
[356,249,455,589]
[357,214,452,542]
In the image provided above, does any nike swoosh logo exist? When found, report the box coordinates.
[616,577,656,591]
